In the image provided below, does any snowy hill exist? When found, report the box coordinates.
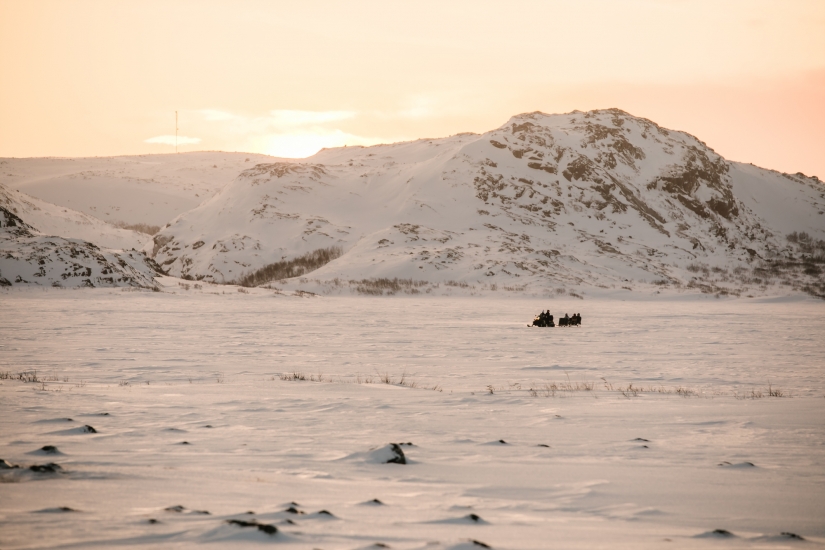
[0,152,277,227]
[147,109,825,298]
[0,184,161,288]
[0,183,149,250]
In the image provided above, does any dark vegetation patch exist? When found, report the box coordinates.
[237,246,342,287]
[352,278,429,296]
[112,221,161,235]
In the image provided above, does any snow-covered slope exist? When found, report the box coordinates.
[0,183,149,250]
[147,109,825,297]
[0,152,278,227]
[0,185,161,288]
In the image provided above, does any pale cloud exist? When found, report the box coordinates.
[199,109,237,121]
[144,135,201,145]
[267,110,357,129]
[394,96,436,119]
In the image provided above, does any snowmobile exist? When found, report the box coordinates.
[530,314,554,327]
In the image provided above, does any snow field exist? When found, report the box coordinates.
[1,292,824,549]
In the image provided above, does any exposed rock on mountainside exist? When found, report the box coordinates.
[0,186,161,289]
[147,109,824,297]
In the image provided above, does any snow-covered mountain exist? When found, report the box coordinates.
[147,109,825,298]
[0,184,160,288]
[0,152,277,227]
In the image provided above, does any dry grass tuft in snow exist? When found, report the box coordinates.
[278,370,443,391]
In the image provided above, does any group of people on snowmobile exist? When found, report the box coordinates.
[531,311,581,327]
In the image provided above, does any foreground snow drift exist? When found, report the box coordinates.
[1,293,823,549]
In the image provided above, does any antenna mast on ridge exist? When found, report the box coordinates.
[175,111,178,154]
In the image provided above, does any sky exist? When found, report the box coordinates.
[1,0,823,178]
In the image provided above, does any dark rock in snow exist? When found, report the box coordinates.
[284,506,304,514]
[467,513,482,522]
[537,444,550,447]
[81,425,97,433]
[718,461,755,467]
[633,438,650,442]
[40,445,59,454]
[470,540,492,548]
[226,518,278,535]
[712,529,734,537]
[781,532,805,540]
[1,459,20,469]
[367,443,406,464]
[317,509,334,516]
[164,505,185,513]
[148,518,159,524]
[386,443,406,464]
[498,439,507,444]
[29,463,62,473]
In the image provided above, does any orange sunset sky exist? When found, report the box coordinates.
[1,0,823,178]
